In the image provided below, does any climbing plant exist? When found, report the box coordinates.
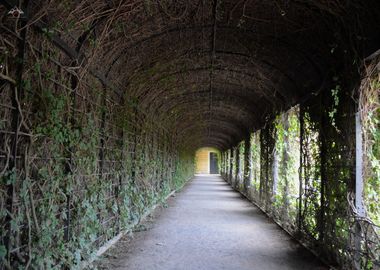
[361,60,380,227]
[273,106,300,230]
[358,55,380,269]
[238,141,245,190]
[300,108,322,242]
[0,7,195,269]
[249,131,260,191]
[221,81,379,268]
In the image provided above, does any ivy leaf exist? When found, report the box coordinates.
[0,245,6,259]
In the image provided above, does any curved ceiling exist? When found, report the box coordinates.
[33,0,380,151]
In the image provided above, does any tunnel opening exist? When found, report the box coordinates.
[0,0,379,269]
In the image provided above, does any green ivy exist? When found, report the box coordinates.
[250,131,261,191]
[363,76,380,227]
[273,107,300,225]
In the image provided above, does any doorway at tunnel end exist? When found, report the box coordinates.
[195,147,221,175]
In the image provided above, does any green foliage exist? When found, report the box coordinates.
[250,131,261,190]
[363,75,380,226]
[273,106,300,225]
[329,84,341,131]
[232,147,238,183]
[172,152,195,191]
[221,92,365,266]
[2,65,194,269]
[238,141,245,190]
[301,111,322,240]
[0,245,6,259]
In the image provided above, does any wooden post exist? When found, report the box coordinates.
[298,106,304,232]
[259,130,265,201]
[354,112,364,269]
[244,136,251,192]
[282,114,290,219]
[272,144,278,206]
[235,147,240,189]
[229,148,234,184]
[319,98,326,243]
[355,112,365,215]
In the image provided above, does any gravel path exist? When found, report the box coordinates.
[94,175,328,270]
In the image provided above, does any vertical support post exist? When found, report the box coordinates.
[229,148,233,184]
[220,152,224,175]
[259,130,265,201]
[267,123,276,214]
[224,152,227,176]
[244,136,251,192]
[272,145,278,205]
[282,114,290,219]
[226,151,229,178]
[354,112,364,269]
[265,127,270,208]
[226,151,229,176]
[235,147,240,189]
[221,152,224,176]
[298,106,304,232]
[224,152,226,175]
[319,97,326,243]
[355,112,365,215]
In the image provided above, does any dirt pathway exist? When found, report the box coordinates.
[93,175,327,270]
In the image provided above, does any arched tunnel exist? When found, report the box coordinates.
[0,0,380,269]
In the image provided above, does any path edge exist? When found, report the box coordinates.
[223,178,336,270]
[80,176,194,269]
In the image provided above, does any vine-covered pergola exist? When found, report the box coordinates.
[0,1,379,269]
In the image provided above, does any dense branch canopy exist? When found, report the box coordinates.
[26,0,380,150]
